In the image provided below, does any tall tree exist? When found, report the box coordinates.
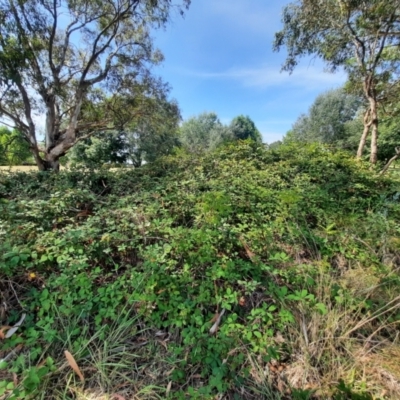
[229,115,262,142]
[0,0,190,171]
[126,99,181,166]
[179,112,231,154]
[274,0,400,164]
[287,88,362,144]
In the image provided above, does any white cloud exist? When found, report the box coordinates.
[186,64,347,91]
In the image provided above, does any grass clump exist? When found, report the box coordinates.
[0,142,400,399]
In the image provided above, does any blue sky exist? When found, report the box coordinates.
[152,0,348,143]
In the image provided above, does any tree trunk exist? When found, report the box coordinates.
[369,99,378,164]
[34,156,46,171]
[33,152,60,171]
[39,89,84,171]
[24,126,47,171]
[356,107,371,159]
[43,158,60,171]
[359,76,380,164]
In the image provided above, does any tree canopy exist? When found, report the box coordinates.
[287,88,362,144]
[274,0,400,164]
[68,96,181,167]
[179,112,231,154]
[0,0,190,171]
[179,113,262,155]
[286,85,400,164]
[229,115,262,142]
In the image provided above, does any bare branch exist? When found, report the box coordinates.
[58,120,113,137]
[80,22,120,84]
[57,12,110,74]
[1,135,18,154]
[0,119,18,130]
[14,79,37,142]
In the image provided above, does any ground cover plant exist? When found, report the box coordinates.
[1,142,400,399]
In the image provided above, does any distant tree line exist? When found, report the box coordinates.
[274,86,400,165]
[65,112,262,168]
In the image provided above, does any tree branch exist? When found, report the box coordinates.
[58,120,113,137]
[345,9,366,68]
[80,0,141,84]
[80,22,120,84]
[0,104,29,132]
[371,12,396,71]
[57,12,110,74]
[48,0,58,78]
[14,79,38,146]
[380,147,400,175]
[9,0,47,96]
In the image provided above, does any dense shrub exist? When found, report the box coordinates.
[1,142,399,399]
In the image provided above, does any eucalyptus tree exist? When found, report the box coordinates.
[274,0,400,164]
[0,0,190,171]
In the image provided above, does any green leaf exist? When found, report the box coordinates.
[316,303,328,315]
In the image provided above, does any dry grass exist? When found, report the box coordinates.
[270,263,400,399]
[0,165,132,173]
[0,165,41,172]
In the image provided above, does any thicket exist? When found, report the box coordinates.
[1,142,400,399]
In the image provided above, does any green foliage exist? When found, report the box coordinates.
[286,88,362,145]
[125,98,181,166]
[229,115,262,142]
[67,97,181,168]
[274,0,400,163]
[268,140,282,150]
[0,126,33,165]
[274,0,400,77]
[179,113,262,155]
[0,0,190,170]
[67,130,129,168]
[287,86,400,164]
[179,112,232,154]
[0,142,399,398]
[377,113,400,162]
